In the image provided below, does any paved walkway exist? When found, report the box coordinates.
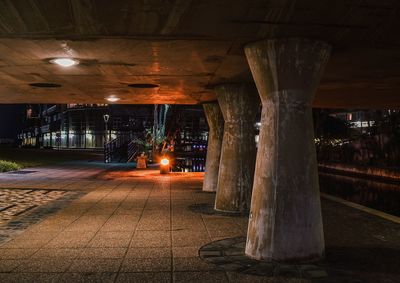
[0,163,399,282]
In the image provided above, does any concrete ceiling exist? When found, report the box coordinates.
[0,0,399,108]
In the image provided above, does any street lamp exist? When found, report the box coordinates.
[160,157,170,174]
[103,114,110,143]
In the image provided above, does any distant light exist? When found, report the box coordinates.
[50,58,79,67]
[103,114,110,123]
[106,96,120,102]
[160,158,169,166]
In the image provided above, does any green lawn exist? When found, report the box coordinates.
[0,160,21,172]
[0,147,103,169]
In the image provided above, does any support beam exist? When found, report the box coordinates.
[244,38,331,262]
[202,102,224,192]
[214,84,259,213]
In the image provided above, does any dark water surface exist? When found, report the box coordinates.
[173,157,205,172]
[172,157,400,217]
[319,172,400,217]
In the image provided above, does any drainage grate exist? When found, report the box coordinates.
[199,237,328,280]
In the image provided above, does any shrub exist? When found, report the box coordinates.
[0,160,21,172]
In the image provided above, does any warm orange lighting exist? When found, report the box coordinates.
[160,158,169,166]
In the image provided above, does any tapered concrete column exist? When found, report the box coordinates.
[214,84,259,213]
[244,38,331,262]
[202,102,224,192]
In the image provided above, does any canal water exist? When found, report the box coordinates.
[319,172,400,217]
[173,157,206,173]
[173,157,400,217]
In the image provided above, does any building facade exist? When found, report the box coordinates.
[19,104,209,159]
[19,104,154,150]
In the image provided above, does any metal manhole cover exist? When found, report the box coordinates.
[199,237,328,280]
[188,203,249,217]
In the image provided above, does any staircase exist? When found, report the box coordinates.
[104,136,141,163]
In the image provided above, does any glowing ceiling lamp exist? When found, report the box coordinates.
[50,58,79,67]
[106,96,120,102]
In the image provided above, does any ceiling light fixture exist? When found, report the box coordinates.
[50,58,79,67]
[106,96,120,102]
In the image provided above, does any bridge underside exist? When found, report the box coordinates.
[0,0,399,108]
[2,0,400,265]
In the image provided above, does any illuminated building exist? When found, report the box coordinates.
[19,104,153,149]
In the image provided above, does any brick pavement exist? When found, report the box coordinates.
[0,163,398,283]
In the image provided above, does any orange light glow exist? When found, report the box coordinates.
[160,158,169,166]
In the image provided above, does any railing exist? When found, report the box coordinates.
[104,135,142,163]
[126,140,139,163]
[104,138,119,163]
[67,104,108,109]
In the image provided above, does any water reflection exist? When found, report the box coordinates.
[319,172,400,217]
[173,157,205,172]
[171,158,400,216]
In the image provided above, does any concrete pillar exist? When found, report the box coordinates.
[214,84,259,213]
[244,38,331,262]
[202,102,224,192]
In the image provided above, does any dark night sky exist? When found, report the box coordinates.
[0,104,25,138]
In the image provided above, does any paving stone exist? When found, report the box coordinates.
[125,247,171,258]
[0,272,59,283]
[200,250,223,257]
[94,231,133,239]
[0,248,38,259]
[173,257,221,271]
[274,265,301,278]
[173,271,229,283]
[204,256,232,265]
[77,248,127,259]
[0,164,399,282]
[0,259,23,272]
[87,236,131,248]
[131,230,171,247]
[198,237,327,280]
[2,238,50,249]
[32,248,82,259]
[172,232,211,247]
[0,188,83,245]
[13,258,73,273]
[116,272,172,283]
[173,247,200,258]
[57,272,117,283]
[68,258,122,273]
[226,271,308,283]
[121,258,172,272]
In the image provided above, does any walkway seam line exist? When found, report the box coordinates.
[320,193,400,224]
